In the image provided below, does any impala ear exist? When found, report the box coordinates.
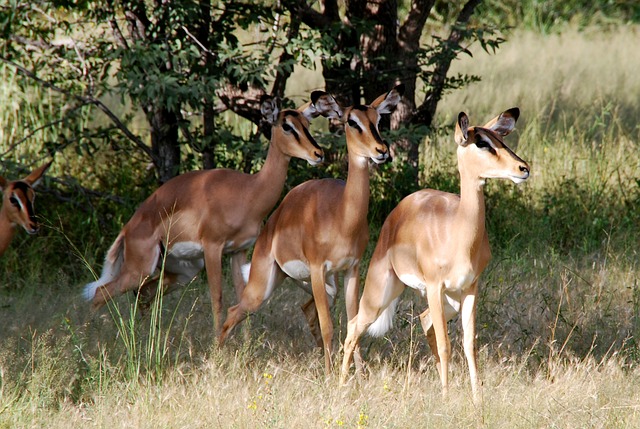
[0,175,7,191]
[371,83,405,114]
[482,107,519,136]
[455,112,470,146]
[24,161,52,188]
[298,91,343,121]
[260,95,280,125]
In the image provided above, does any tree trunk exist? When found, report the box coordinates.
[148,106,180,184]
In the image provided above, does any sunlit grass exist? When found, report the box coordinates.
[2,25,640,427]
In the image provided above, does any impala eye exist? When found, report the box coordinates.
[282,123,293,132]
[9,196,20,208]
[475,138,497,155]
[475,140,491,149]
[347,119,361,131]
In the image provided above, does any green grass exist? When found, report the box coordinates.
[2,25,640,427]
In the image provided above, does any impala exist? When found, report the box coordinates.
[83,91,342,332]
[340,108,530,400]
[218,84,404,373]
[0,162,52,257]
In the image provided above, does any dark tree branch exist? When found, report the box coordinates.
[217,84,267,135]
[271,19,300,98]
[105,0,130,49]
[283,0,335,29]
[398,0,436,52]
[413,0,481,127]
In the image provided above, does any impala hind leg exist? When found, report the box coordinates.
[300,273,336,348]
[136,271,186,311]
[218,254,286,346]
[422,286,460,396]
[87,239,160,309]
[230,251,248,302]
[339,269,403,385]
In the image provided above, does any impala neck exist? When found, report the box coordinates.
[340,153,371,231]
[456,166,487,255]
[251,142,292,215]
[0,209,16,256]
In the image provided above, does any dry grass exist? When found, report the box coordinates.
[2,25,640,427]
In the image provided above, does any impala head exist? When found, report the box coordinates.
[455,107,530,184]
[0,162,51,234]
[262,91,342,165]
[343,84,404,164]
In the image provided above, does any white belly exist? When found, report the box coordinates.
[399,273,427,296]
[164,241,205,282]
[281,260,310,280]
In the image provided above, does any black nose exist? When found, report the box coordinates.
[520,166,529,174]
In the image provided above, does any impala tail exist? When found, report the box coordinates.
[366,297,399,337]
[83,233,126,301]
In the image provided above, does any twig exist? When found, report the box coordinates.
[0,56,158,165]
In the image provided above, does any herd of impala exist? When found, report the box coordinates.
[1,83,531,401]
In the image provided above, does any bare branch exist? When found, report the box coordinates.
[1,118,66,158]
[413,0,481,127]
[0,56,157,164]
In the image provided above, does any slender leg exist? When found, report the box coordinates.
[91,240,160,309]
[310,265,334,374]
[426,283,451,396]
[340,265,404,384]
[461,281,480,403]
[218,249,285,345]
[230,251,248,302]
[136,271,182,311]
[420,308,442,378]
[343,265,363,372]
[203,244,224,335]
[301,297,323,348]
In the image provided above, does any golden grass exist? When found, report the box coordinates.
[2,25,640,427]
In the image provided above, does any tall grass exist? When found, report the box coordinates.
[1,25,640,427]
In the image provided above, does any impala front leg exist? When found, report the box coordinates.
[426,284,451,396]
[218,252,286,346]
[343,265,363,372]
[310,266,334,374]
[461,281,480,403]
[203,244,224,334]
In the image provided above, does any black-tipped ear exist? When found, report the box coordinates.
[455,112,470,146]
[310,91,324,105]
[393,83,405,97]
[505,107,520,122]
[260,95,280,125]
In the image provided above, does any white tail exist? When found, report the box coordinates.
[366,297,399,337]
[341,108,530,402]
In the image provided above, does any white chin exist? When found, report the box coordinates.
[307,159,323,166]
[372,157,387,165]
[510,176,528,184]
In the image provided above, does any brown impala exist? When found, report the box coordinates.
[84,92,342,333]
[341,107,530,401]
